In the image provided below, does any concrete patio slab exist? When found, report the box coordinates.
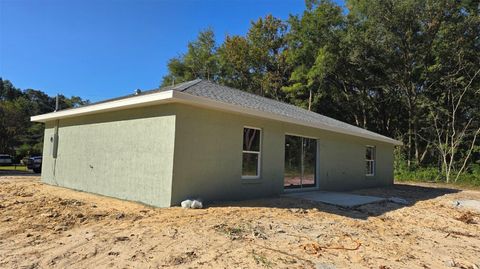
[284,191,386,208]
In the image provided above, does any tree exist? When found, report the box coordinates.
[159,0,480,181]
[245,15,289,100]
[346,0,480,169]
[218,15,289,99]
[0,79,90,159]
[282,0,344,111]
[218,35,253,92]
[429,67,480,182]
[0,97,30,155]
[0,77,22,101]
[161,29,219,86]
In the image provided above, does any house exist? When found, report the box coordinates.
[31,79,402,207]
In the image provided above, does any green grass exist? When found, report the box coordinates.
[395,164,480,189]
[0,165,28,171]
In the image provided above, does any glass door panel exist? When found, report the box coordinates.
[284,135,317,189]
[302,138,317,187]
[284,135,302,188]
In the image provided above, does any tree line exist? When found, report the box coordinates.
[1,0,477,182]
[161,0,479,182]
[0,78,89,161]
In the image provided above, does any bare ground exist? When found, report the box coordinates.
[0,176,479,269]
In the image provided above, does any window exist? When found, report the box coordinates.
[366,146,375,176]
[242,127,261,178]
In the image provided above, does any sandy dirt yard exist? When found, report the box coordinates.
[0,175,479,269]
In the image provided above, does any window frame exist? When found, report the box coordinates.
[365,145,376,176]
[241,126,262,179]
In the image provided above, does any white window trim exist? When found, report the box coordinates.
[366,145,376,176]
[242,126,262,179]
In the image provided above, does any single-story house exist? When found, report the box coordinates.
[31,79,402,207]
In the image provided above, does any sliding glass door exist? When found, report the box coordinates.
[284,135,317,189]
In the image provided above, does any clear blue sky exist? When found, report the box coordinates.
[0,0,343,102]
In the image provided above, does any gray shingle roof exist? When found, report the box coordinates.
[33,78,400,145]
[170,79,400,145]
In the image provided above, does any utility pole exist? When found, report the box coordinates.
[55,94,59,112]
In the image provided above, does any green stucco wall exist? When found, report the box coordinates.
[41,105,177,207]
[171,103,394,205]
[40,102,394,207]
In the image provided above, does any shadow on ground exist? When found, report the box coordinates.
[209,184,461,220]
[0,170,38,177]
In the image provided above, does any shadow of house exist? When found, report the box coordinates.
[208,184,461,220]
[0,170,37,177]
[349,183,461,201]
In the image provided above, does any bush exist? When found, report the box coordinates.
[395,157,480,187]
[455,164,480,187]
[395,166,441,182]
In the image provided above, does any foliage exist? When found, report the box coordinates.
[161,29,219,86]
[395,163,480,187]
[218,15,289,100]
[4,0,478,184]
[0,165,28,171]
[0,78,89,161]
[161,0,480,183]
[395,147,480,187]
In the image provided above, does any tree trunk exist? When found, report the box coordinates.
[414,120,420,165]
[308,89,312,111]
[407,106,412,169]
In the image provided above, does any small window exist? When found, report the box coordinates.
[366,146,375,176]
[242,127,261,178]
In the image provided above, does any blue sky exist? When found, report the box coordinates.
[0,0,342,101]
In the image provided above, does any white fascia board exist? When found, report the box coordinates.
[31,90,175,122]
[171,91,403,146]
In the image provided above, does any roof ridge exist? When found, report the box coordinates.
[172,78,203,91]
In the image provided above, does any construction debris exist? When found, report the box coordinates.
[181,199,203,209]
[180,199,192,208]
[453,199,480,213]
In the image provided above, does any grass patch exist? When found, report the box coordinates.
[213,223,245,240]
[0,165,28,171]
[251,250,275,268]
[395,164,480,189]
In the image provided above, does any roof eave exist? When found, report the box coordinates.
[170,91,403,146]
[30,88,403,146]
[31,90,175,123]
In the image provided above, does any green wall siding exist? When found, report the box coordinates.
[171,105,284,204]
[171,104,394,205]
[40,102,394,207]
[41,105,177,207]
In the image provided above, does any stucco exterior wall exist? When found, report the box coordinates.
[40,102,394,207]
[40,104,177,207]
[171,103,394,205]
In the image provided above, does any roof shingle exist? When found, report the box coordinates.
[171,79,400,144]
